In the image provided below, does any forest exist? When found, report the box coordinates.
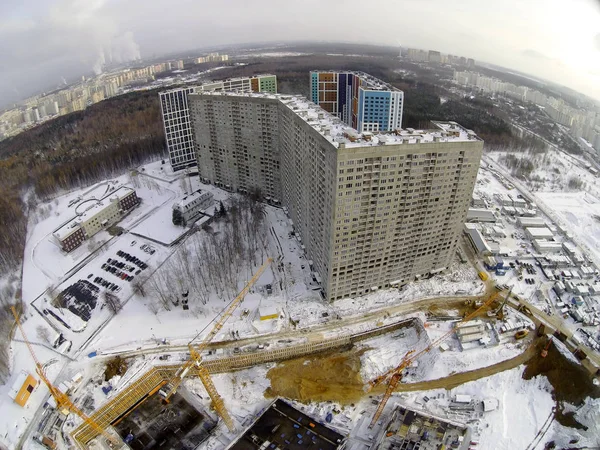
[0,89,165,277]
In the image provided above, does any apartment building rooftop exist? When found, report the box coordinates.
[311,70,402,92]
[191,91,481,148]
[159,74,277,95]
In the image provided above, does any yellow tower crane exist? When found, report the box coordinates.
[160,257,273,431]
[11,306,123,448]
[368,290,504,428]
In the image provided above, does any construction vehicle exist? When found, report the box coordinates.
[160,257,273,432]
[493,286,512,320]
[478,271,488,281]
[515,329,529,340]
[368,291,504,428]
[10,306,123,448]
[541,338,552,358]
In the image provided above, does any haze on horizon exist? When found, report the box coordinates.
[1,0,599,106]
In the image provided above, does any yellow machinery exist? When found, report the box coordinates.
[368,291,504,428]
[11,306,123,448]
[160,257,273,431]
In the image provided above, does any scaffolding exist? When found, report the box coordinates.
[72,318,413,446]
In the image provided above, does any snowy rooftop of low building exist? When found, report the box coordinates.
[53,186,135,240]
[53,219,83,240]
[189,91,482,149]
[174,189,212,209]
[108,186,135,201]
[525,227,554,238]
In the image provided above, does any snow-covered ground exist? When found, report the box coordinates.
[3,154,599,450]
[535,191,600,264]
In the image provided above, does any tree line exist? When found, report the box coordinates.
[0,88,165,276]
[0,89,165,383]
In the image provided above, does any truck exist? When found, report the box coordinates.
[478,271,489,281]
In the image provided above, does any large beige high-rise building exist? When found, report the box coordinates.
[189,91,483,301]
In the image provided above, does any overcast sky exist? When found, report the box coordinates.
[1,0,599,106]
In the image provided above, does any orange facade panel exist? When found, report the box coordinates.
[324,91,337,102]
[318,73,335,82]
[250,78,259,92]
[320,102,334,112]
[325,82,337,90]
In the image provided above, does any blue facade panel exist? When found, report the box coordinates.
[361,90,391,131]
[338,73,347,120]
[310,72,319,104]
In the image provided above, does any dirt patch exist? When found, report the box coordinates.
[523,339,600,428]
[265,349,367,405]
[104,356,129,382]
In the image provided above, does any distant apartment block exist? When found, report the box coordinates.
[53,187,140,252]
[189,91,483,301]
[310,71,404,133]
[196,52,229,63]
[159,74,277,171]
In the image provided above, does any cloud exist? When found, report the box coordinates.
[0,0,141,104]
[522,49,552,60]
[0,0,599,105]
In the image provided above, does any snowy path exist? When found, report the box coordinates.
[386,337,539,393]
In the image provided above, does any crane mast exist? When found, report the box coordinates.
[161,257,273,431]
[11,306,122,448]
[369,290,504,428]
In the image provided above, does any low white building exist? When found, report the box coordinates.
[467,208,496,223]
[533,239,562,253]
[464,224,491,256]
[562,242,585,264]
[172,189,214,226]
[525,227,554,241]
[517,216,545,228]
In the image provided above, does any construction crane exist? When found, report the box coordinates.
[368,290,505,428]
[10,306,122,448]
[160,257,273,431]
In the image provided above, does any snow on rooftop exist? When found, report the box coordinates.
[190,91,481,149]
[53,186,134,240]
[174,189,212,209]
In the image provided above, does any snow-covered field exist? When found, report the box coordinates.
[535,191,600,264]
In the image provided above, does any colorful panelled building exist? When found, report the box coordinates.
[310,70,404,133]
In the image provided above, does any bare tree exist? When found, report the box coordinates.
[36,325,51,343]
[132,277,147,297]
[147,299,161,319]
[103,291,122,314]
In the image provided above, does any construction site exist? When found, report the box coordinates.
[4,158,600,450]
[8,241,600,450]
[12,272,588,450]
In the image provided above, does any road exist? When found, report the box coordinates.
[96,290,497,360]
[389,337,541,393]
